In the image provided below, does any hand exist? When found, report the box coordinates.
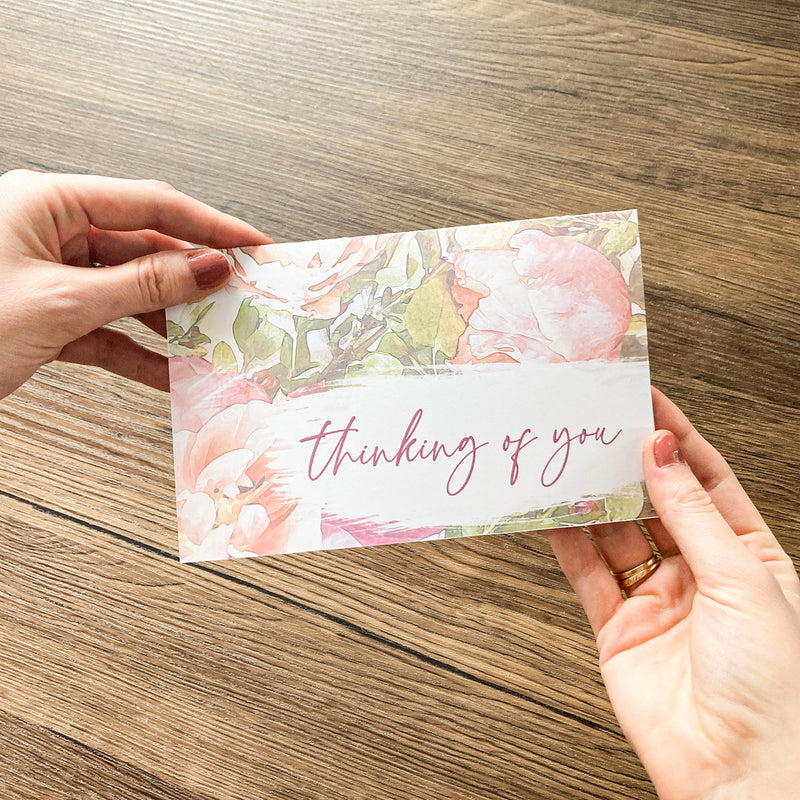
[0,169,272,398]
[547,388,800,799]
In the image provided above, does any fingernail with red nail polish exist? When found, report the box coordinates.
[188,249,230,290]
[654,431,685,468]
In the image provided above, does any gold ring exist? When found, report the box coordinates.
[612,553,662,593]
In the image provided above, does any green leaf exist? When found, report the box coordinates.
[443,525,485,539]
[292,331,311,374]
[453,220,518,252]
[519,506,566,530]
[414,345,435,366]
[280,332,294,372]
[249,328,287,361]
[168,342,208,358]
[403,274,466,358]
[233,296,286,366]
[346,352,404,377]
[375,240,411,289]
[185,326,211,347]
[339,240,395,304]
[212,341,238,372]
[405,237,424,287]
[626,314,647,337]
[376,332,411,360]
[269,362,289,391]
[331,314,355,348]
[605,481,645,521]
[233,296,260,350]
[384,311,408,333]
[188,301,215,327]
[297,316,334,334]
[599,219,639,259]
[166,320,185,341]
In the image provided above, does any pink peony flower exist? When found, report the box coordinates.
[320,514,444,550]
[169,356,273,434]
[170,364,297,562]
[451,229,631,364]
[230,235,386,319]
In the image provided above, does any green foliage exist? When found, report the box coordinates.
[605,481,645,521]
[188,301,215,328]
[346,352,404,378]
[376,332,411,360]
[173,211,645,400]
[376,239,415,289]
[403,274,466,358]
[339,242,393,306]
[166,302,215,357]
[598,218,639,260]
[166,320,183,341]
[212,341,238,372]
[233,296,287,368]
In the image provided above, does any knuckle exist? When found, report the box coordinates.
[141,229,164,247]
[136,255,169,308]
[1,168,37,185]
[672,481,716,514]
[143,179,181,231]
[0,168,42,200]
[144,178,177,194]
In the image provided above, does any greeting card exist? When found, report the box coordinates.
[167,211,654,563]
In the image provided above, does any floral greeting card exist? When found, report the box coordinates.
[167,211,654,562]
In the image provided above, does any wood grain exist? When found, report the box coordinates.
[0,1,798,798]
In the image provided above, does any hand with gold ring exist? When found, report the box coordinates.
[547,388,800,799]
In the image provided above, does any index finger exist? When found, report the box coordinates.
[651,389,799,603]
[651,387,768,538]
[49,173,273,248]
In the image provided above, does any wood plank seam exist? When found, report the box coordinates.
[1,486,625,739]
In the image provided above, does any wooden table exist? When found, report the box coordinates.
[1,2,797,798]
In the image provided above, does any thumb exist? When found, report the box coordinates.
[644,429,763,589]
[77,248,232,330]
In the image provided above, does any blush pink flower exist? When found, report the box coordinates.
[230,235,386,319]
[320,514,444,550]
[169,356,273,434]
[451,229,631,364]
[174,400,298,562]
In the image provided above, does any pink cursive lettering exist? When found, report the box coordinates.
[541,426,622,487]
[502,427,538,486]
[299,408,489,496]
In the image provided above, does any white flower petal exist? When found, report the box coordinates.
[195,448,254,494]
[234,503,270,544]
[180,492,217,540]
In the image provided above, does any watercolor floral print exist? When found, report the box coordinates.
[168,211,652,562]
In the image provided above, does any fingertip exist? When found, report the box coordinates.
[643,429,691,496]
[187,248,232,292]
[642,429,663,471]
[651,430,685,469]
